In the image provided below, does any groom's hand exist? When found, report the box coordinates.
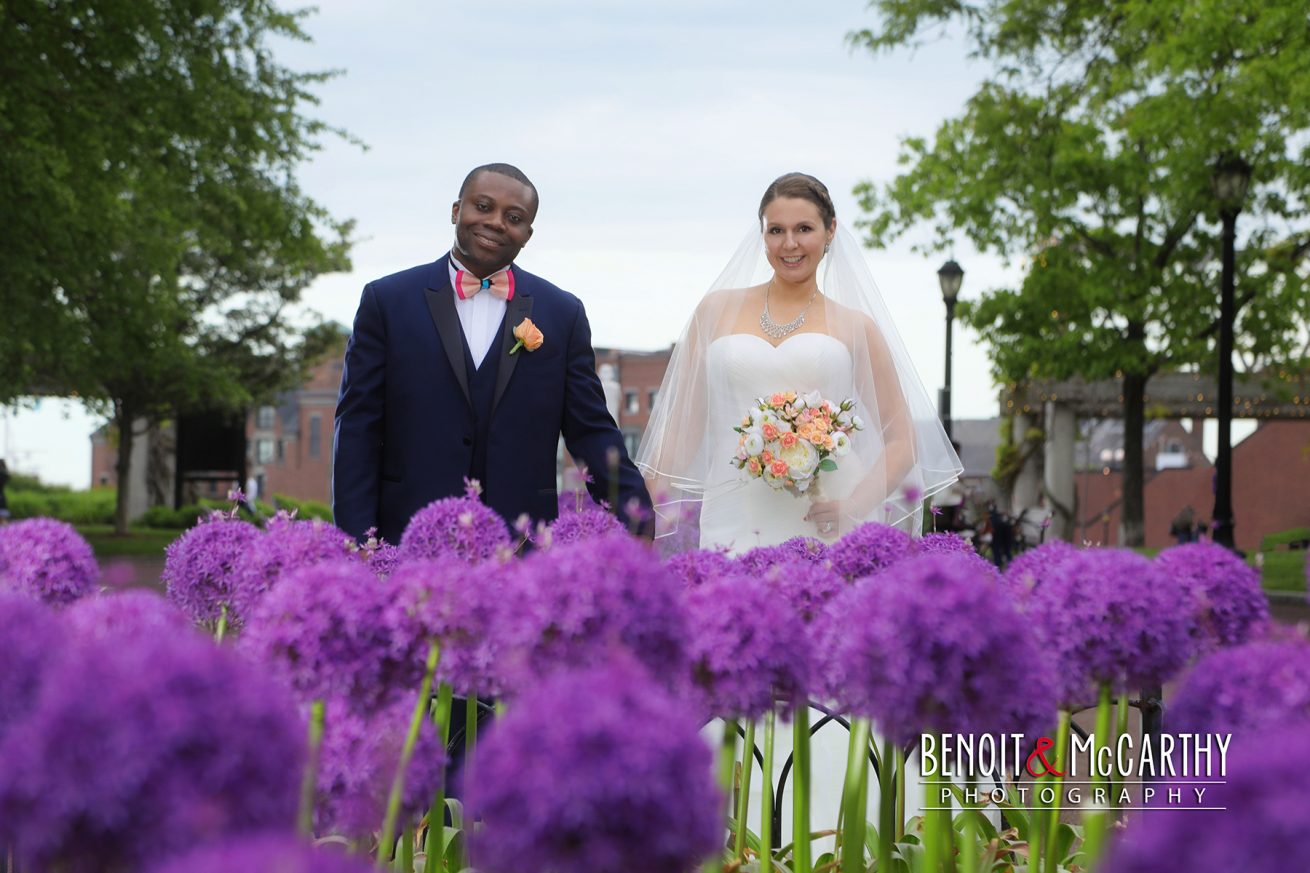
[804,501,842,538]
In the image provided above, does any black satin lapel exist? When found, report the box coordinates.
[491,294,534,414]
[424,285,471,406]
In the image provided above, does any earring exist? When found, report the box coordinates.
[824,243,831,255]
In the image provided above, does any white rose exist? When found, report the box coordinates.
[833,431,852,457]
[743,431,765,455]
[852,415,866,430]
[749,407,768,425]
[802,390,824,409]
[778,438,819,478]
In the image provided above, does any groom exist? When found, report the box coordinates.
[332,163,651,545]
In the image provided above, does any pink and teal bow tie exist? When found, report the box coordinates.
[455,268,515,301]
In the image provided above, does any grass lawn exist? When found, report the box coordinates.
[1259,549,1307,594]
[76,525,178,558]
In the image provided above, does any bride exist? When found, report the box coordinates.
[637,173,965,854]
[636,172,961,552]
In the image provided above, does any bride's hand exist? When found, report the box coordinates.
[805,501,843,538]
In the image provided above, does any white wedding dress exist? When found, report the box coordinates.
[698,332,862,552]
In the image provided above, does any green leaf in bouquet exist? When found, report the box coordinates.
[818,458,838,472]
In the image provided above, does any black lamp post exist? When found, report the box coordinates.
[1210,154,1252,550]
[937,259,964,439]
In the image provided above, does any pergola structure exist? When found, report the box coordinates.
[999,370,1310,541]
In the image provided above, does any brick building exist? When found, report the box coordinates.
[91,341,675,508]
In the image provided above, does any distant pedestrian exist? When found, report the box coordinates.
[0,459,10,523]
[1170,506,1197,545]
[988,503,1014,568]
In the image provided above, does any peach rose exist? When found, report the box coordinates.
[780,432,799,448]
[770,459,790,477]
[761,423,780,441]
[510,318,544,354]
[747,458,763,476]
[770,393,786,406]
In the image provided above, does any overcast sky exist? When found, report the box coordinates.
[7,0,1025,488]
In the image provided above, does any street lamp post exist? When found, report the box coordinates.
[1210,154,1252,551]
[937,259,964,439]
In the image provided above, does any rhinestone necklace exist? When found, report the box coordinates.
[760,279,819,340]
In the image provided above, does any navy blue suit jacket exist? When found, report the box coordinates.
[332,255,651,545]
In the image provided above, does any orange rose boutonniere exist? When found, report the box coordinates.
[510,317,544,354]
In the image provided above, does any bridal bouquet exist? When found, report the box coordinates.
[731,390,863,495]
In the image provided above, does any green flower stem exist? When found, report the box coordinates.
[214,603,228,643]
[297,699,326,836]
[877,738,896,873]
[922,732,944,873]
[705,719,738,873]
[734,720,757,863]
[398,825,414,872]
[895,746,906,841]
[422,683,454,873]
[1115,690,1130,820]
[760,710,777,872]
[377,640,441,870]
[958,777,977,873]
[839,717,871,873]
[792,707,812,873]
[1082,684,1115,864]
[1041,710,1072,873]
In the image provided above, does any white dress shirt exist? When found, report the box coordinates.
[448,254,509,369]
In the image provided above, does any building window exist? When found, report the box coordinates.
[256,406,276,429]
[623,430,640,459]
[256,439,274,464]
[276,439,285,462]
[647,389,658,410]
[624,390,639,414]
[308,415,322,459]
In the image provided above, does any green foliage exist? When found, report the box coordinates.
[1259,550,1306,593]
[0,0,357,532]
[7,488,116,525]
[852,0,1310,543]
[268,493,333,522]
[1260,526,1310,551]
[5,472,70,494]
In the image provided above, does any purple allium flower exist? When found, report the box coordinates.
[0,518,98,605]
[544,507,626,546]
[1168,637,1310,734]
[734,536,829,575]
[498,536,688,695]
[0,631,304,872]
[682,573,810,718]
[363,541,403,579]
[557,488,600,515]
[827,554,1059,746]
[241,561,426,714]
[398,495,510,564]
[1004,540,1078,592]
[1026,549,1196,707]
[665,548,735,589]
[1101,722,1310,873]
[0,592,61,741]
[1155,542,1268,651]
[163,517,263,626]
[230,516,355,620]
[384,559,507,697]
[762,560,848,623]
[145,832,374,873]
[63,590,190,640]
[468,659,721,873]
[825,522,916,581]
[315,696,445,838]
[918,532,974,556]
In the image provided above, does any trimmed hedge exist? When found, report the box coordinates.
[7,489,116,525]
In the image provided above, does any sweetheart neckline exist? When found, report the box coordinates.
[710,332,846,351]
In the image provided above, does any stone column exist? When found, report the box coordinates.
[1010,412,1041,515]
[1043,401,1077,541]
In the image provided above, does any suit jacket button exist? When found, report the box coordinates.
[462,436,472,446]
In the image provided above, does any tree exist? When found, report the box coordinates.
[1,0,354,532]
[850,0,1310,544]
